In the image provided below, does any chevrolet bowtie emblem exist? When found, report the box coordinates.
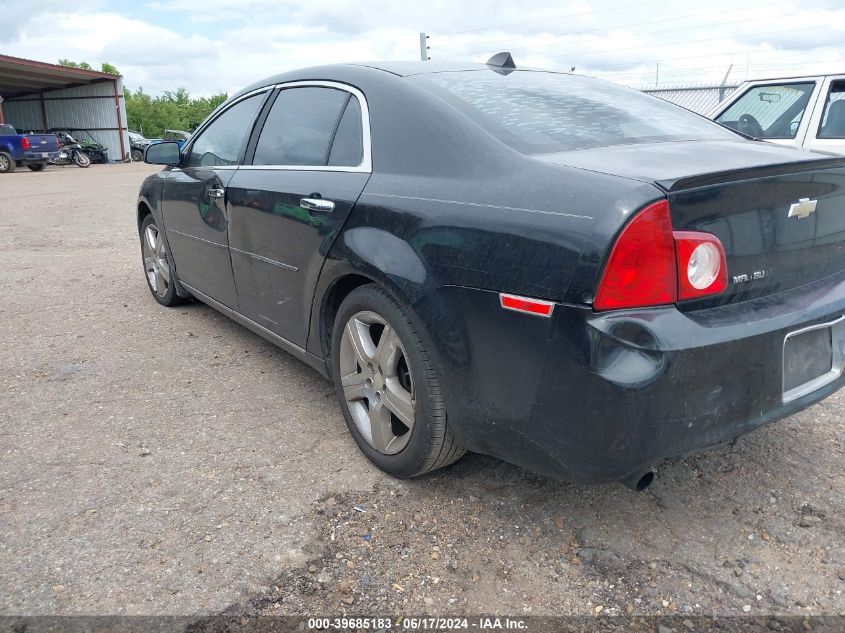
[788,198,817,219]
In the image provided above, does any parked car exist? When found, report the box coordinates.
[0,123,60,173]
[129,131,153,162]
[709,73,845,154]
[138,57,845,491]
[162,129,191,148]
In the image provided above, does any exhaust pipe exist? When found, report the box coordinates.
[620,470,655,492]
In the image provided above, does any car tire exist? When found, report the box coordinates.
[131,149,143,162]
[139,214,182,307]
[331,284,465,478]
[0,152,16,173]
[73,152,91,168]
[27,163,46,172]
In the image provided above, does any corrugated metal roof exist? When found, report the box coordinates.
[640,82,740,114]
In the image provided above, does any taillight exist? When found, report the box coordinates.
[594,200,727,311]
[594,200,677,311]
[21,137,30,150]
[674,231,727,300]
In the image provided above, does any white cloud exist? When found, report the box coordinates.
[2,0,844,95]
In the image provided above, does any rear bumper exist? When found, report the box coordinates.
[413,272,845,484]
[21,150,58,163]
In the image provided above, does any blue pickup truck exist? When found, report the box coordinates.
[0,124,60,173]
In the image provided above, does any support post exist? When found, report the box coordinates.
[419,32,429,61]
[0,96,4,125]
[113,79,126,161]
[40,91,48,130]
[719,64,734,101]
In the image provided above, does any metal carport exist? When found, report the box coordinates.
[0,54,129,161]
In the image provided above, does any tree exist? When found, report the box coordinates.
[57,59,92,70]
[57,60,120,75]
[55,60,224,137]
[124,87,228,137]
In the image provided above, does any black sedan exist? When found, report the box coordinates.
[138,56,845,491]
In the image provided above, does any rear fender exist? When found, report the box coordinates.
[306,229,434,360]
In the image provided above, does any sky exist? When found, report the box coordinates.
[2,0,844,96]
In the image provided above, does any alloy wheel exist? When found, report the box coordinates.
[339,311,416,454]
[142,224,171,298]
[0,155,9,171]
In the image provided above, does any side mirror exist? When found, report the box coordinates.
[144,141,181,165]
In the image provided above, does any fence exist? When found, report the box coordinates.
[639,83,741,114]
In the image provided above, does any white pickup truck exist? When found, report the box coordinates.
[708,73,845,155]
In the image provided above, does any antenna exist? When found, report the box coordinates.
[486,52,515,69]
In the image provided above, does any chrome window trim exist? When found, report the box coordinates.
[183,86,272,161]
[240,80,372,174]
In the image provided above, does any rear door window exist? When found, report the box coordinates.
[328,97,364,167]
[716,82,816,139]
[253,87,349,166]
[818,80,845,139]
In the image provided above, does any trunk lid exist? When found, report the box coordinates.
[541,140,845,306]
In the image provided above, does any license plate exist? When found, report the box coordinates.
[783,316,845,402]
[41,152,49,158]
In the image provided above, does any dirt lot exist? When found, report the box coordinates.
[0,164,843,623]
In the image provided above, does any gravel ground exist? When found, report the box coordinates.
[0,163,843,623]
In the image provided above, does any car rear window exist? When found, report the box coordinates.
[411,70,737,154]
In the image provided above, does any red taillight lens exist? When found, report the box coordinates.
[674,231,727,300]
[594,200,677,311]
[594,200,728,311]
[21,137,30,150]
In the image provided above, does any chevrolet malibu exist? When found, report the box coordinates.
[137,57,845,491]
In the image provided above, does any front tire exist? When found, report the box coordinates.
[0,152,16,173]
[73,152,91,168]
[140,215,182,307]
[131,149,144,162]
[331,285,465,478]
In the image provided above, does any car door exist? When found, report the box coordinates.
[226,82,372,346]
[801,76,845,156]
[712,79,822,148]
[161,91,268,308]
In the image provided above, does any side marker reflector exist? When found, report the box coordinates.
[499,293,555,317]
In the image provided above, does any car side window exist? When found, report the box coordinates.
[818,81,845,139]
[328,97,364,167]
[186,93,264,168]
[253,87,349,166]
[716,83,815,139]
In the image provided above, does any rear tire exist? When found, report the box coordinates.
[0,152,16,173]
[73,152,91,168]
[140,214,182,307]
[330,284,465,478]
[27,163,46,172]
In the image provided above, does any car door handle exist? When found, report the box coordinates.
[300,197,335,213]
[208,187,225,199]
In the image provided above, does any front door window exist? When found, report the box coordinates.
[716,82,815,139]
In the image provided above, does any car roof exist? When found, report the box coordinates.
[233,60,568,100]
[349,61,500,76]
